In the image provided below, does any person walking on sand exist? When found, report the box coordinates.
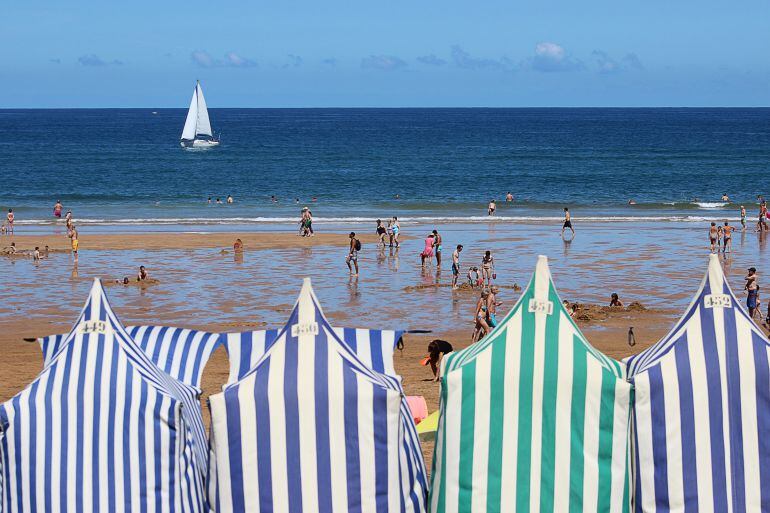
[487,200,496,216]
[420,234,434,267]
[53,200,63,218]
[561,208,574,238]
[391,217,401,248]
[69,226,79,262]
[6,209,14,235]
[723,221,734,253]
[709,222,719,253]
[451,244,463,289]
[376,219,387,247]
[346,232,360,276]
[432,229,443,268]
[481,250,495,285]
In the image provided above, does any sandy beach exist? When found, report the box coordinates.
[2,222,766,471]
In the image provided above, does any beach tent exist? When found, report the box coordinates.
[0,280,208,513]
[38,325,222,389]
[430,255,632,513]
[208,278,428,513]
[625,254,770,512]
[222,326,403,384]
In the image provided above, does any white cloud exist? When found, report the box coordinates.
[78,54,123,67]
[191,50,257,68]
[527,42,583,72]
[361,55,407,71]
[451,45,502,69]
[417,54,447,66]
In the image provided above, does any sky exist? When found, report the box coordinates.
[2,1,769,107]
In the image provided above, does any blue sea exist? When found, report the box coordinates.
[1,108,769,229]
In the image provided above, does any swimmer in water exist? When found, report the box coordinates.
[487,200,496,216]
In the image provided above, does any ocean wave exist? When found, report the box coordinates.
[13,214,744,226]
[693,202,729,209]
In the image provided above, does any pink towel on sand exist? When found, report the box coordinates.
[406,396,428,424]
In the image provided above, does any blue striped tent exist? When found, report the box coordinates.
[39,326,222,389]
[222,327,403,384]
[626,254,770,512]
[208,278,428,513]
[0,279,208,513]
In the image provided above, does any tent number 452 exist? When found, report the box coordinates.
[703,294,731,309]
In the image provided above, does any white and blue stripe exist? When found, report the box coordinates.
[626,254,770,513]
[208,278,427,513]
[0,279,208,513]
[223,327,403,384]
[39,326,222,390]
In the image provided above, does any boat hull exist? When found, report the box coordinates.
[180,139,220,148]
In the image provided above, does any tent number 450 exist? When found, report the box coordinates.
[291,322,319,337]
[528,299,554,315]
[703,294,731,309]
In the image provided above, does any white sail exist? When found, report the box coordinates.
[180,86,198,141]
[194,83,213,137]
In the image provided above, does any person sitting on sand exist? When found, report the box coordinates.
[610,293,624,308]
[1,222,6,235]
[233,238,244,252]
[425,339,453,382]
[472,289,491,342]
[137,265,149,281]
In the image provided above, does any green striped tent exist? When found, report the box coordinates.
[429,256,632,513]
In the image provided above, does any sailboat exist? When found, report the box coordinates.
[180,80,219,148]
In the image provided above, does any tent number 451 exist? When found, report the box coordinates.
[528,299,554,315]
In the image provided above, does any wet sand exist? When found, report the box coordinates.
[2,221,768,471]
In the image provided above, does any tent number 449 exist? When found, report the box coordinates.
[78,320,110,334]
[703,294,732,309]
[528,299,554,315]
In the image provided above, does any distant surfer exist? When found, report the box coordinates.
[561,208,574,239]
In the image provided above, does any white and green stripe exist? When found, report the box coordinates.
[429,256,632,513]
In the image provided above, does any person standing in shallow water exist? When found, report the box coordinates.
[346,232,360,276]
[709,222,718,253]
[451,244,463,289]
[561,207,574,238]
[432,229,443,268]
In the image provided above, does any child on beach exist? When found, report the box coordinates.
[467,266,481,288]
[425,339,453,382]
[722,222,734,253]
[709,222,718,253]
[137,265,149,281]
[6,209,14,234]
[69,226,79,261]
[610,293,624,307]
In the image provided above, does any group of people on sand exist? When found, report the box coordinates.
[375,217,401,248]
[472,285,502,342]
[708,221,736,253]
[299,207,314,237]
